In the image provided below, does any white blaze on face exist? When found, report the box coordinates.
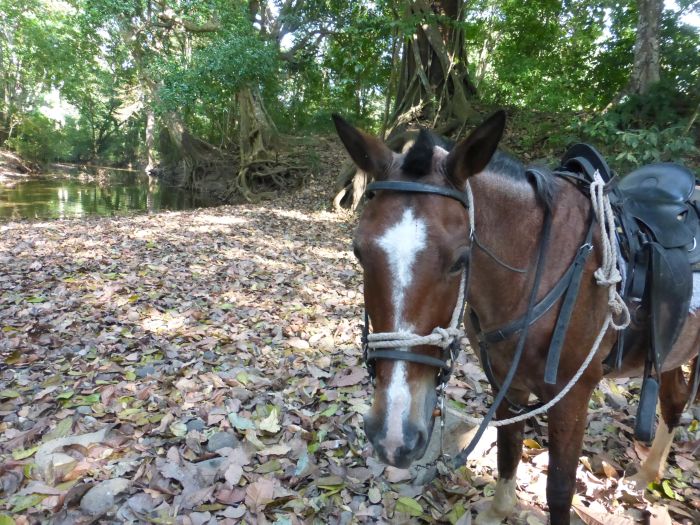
[375,208,427,462]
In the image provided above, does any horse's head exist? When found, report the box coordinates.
[334,112,506,467]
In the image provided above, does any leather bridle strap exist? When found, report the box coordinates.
[361,180,470,382]
[453,204,554,466]
[366,181,470,208]
[480,215,596,345]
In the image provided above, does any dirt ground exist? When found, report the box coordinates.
[0,144,699,524]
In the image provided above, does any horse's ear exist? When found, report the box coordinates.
[333,114,393,178]
[446,110,506,185]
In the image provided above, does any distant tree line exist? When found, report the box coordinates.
[0,0,697,201]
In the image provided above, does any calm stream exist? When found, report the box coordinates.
[0,167,218,220]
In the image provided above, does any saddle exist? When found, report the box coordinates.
[559,144,699,442]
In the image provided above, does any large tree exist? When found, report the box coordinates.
[333,0,477,211]
[630,0,663,95]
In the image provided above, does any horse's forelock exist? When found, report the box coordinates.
[402,129,435,177]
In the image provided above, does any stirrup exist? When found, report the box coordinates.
[634,376,659,442]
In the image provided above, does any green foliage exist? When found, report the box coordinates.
[1,0,698,168]
[6,113,67,163]
[572,112,698,173]
[157,12,277,114]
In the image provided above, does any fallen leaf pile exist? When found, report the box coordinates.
[1,152,699,524]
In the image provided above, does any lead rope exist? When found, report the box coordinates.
[449,171,631,447]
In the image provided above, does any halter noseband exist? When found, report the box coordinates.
[361,180,472,385]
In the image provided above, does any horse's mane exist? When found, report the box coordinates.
[486,151,557,211]
[401,133,556,212]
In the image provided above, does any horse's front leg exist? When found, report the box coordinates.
[546,382,596,525]
[630,365,692,485]
[475,394,528,525]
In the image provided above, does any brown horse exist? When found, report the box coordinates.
[334,111,700,525]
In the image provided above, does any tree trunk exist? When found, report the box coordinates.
[630,0,662,95]
[334,0,476,211]
[237,86,277,165]
[391,0,475,130]
[145,106,156,172]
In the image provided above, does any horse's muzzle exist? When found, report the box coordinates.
[363,412,430,468]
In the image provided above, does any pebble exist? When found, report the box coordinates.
[80,478,130,516]
[186,418,206,432]
[136,364,156,378]
[206,431,238,452]
[76,405,92,415]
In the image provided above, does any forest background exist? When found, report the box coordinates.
[0,0,699,204]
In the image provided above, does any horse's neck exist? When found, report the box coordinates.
[467,173,589,331]
[467,174,544,325]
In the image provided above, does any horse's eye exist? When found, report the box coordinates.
[449,250,469,273]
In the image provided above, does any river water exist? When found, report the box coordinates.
[0,167,218,220]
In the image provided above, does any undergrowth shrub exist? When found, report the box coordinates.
[6,112,68,163]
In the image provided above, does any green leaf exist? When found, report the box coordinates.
[255,459,281,473]
[320,404,338,417]
[43,417,72,441]
[445,502,467,525]
[0,515,16,525]
[661,479,677,499]
[395,496,423,517]
[12,446,38,460]
[0,390,20,399]
[56,390,74,400]
[26,296,46,303]
[74,393,100,406]
[10,493,46,513]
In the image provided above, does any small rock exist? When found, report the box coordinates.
[76,405,92,415]
[203,351,216,361]
[136,364,156,378]
[80,478,130,516]
[207,431,238,452]
[604,391,627,409]
[186,418,206,432]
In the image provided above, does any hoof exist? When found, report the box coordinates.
[474,508,509,525]
[623,469,656,491]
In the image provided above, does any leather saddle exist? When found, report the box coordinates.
[559,144,699,442]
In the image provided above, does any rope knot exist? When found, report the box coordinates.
[593,267,621,287]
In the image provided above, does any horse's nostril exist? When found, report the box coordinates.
[403,421,428,453]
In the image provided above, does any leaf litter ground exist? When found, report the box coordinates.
[1,152,699,524]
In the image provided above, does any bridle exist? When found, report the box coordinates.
[360,180,474,389]
[359,171,598,464]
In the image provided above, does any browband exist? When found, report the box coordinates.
[366,181,469,208]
